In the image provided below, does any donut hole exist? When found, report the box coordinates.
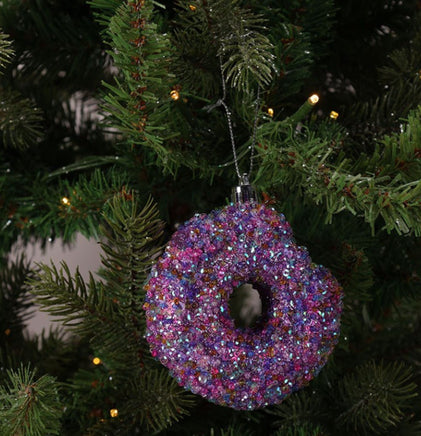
[228,282,271,329]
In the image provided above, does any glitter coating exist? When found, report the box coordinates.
[143,203,342,410]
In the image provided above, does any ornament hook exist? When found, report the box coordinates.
[232,173,258,204]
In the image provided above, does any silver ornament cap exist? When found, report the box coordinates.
[232,173,258,204]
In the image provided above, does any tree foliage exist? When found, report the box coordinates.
[0,0,420,434]
[0,365,62,436]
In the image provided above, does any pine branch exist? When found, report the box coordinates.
[269,23,314,101]
[248,0,336,107]
[336,360,418,435]
[319,240,374,335]
[378,49,421,87]
[29,266,139,372]
[220,25,274,93]
[377,14,421,89]
[173,0,275,93]
[273,426,328,436]
[55,169,128,241]
[213,0,275,92]
[360,290,421,361]
[29,261,109,328]
[344,79,421,138]
[101,1,183,173]
[266,389,325,432]
[64,365,128,433]
[30,191,164,368]
[86,193,164,367]
[171,12,220,97]
[256,106,421,236]
[0,31,13,70]
[33,328,90,382]
[343,16,421,139]
[217,425,255,436]
[93,1,274,179]
[0,168,126,246]
[88,0,121,30]
[125,368,195,433]
[0,254,34,348]
[29,260,145,377]
[0,0,107,87]
[29,191,196,433]
[0,89,44,149]
[389,420,421,436]
[296,0,336,59]
[99,193,164,303]
[80,368,195,435]
[0,365,63,436]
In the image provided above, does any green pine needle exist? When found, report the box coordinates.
[173,0,275,93]
[0,365,63,436]
[0,31,13,71]
[273,425,328,436]
[336,360,418,435]
[0,255,34,339]
[129,368,196,432]
[266,389,324,432]
[101,1,183,173]
[256,106,421,236]
[218,425,256,436]
[0,90,44,150]
[30,192,164,368]
[99,193,164,297]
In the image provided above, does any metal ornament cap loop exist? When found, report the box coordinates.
[232,173,258,204]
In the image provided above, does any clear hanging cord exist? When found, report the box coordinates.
[216,56,260,203]
[217,57,260,181]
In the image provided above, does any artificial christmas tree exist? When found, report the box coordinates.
[1,0,421,435]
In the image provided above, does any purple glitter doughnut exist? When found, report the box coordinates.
[143,203,342,410]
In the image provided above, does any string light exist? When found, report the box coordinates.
[61,196,70,206]
[92,357,102,365]
[267,108,274,117]
[4,328,11,336]
[308,94,319,105]
[189,4,197,10]
[110,408,119,418]
[286,95,318,126]
[170,89,180,101]
[330,111,339,120]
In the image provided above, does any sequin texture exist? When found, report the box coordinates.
[143,203,342,410]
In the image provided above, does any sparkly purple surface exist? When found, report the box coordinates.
[143,203,342,410]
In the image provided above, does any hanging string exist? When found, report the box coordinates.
[206,56,260,182]
[218,56,242,180]
[249,85,260,177]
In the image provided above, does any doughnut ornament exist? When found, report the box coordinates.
[143,202,342,410]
